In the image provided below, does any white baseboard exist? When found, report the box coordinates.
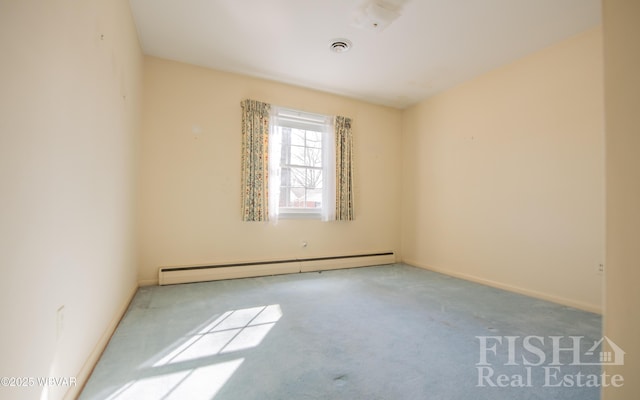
[160,261,301,285]
[403,259,602,314]
[158,252,396,285]
[64,283,138,400]
[299,254,396,273]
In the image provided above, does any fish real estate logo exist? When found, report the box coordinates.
[475,336,625,388]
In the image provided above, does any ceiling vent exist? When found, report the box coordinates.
[329,39,352,53]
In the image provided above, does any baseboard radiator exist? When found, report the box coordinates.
[158,252,395,285]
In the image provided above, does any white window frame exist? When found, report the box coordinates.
[268,106,335,221]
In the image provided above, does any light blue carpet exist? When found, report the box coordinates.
[79,264,602,399]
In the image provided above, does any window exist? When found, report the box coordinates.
[269,107,335,220]
[279,128,322,210]
[240,99,353,222]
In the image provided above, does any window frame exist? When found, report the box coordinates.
[269,107,333,220]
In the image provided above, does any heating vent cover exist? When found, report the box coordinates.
[159,252,395,285]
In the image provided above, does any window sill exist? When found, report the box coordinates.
[278,211,322,220]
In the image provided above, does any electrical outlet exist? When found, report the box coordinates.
[56,306,65,340]
[597,264,604,275]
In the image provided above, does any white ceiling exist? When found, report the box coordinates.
[129,0,601,109]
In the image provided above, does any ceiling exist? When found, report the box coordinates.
[129,0,601,109]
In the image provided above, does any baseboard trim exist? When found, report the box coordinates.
[64,283,138,400]
[158,252,396,285]
[403,259,602,315]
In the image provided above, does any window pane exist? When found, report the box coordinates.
[290,145,305,165]
[290,129,305,146]
[306,169,322,189]
[288,167,306,187]
[305,147,322,168]
[306,131,322,148]
[306,188,323,208]
[290,187,305,207]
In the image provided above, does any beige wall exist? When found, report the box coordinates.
[0,1,142,399]
[138,57,402,284]
[401,28,605,313]
[602,0,640,398]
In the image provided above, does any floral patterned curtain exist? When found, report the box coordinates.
[335,115,354,221]
[240,99,271,221]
